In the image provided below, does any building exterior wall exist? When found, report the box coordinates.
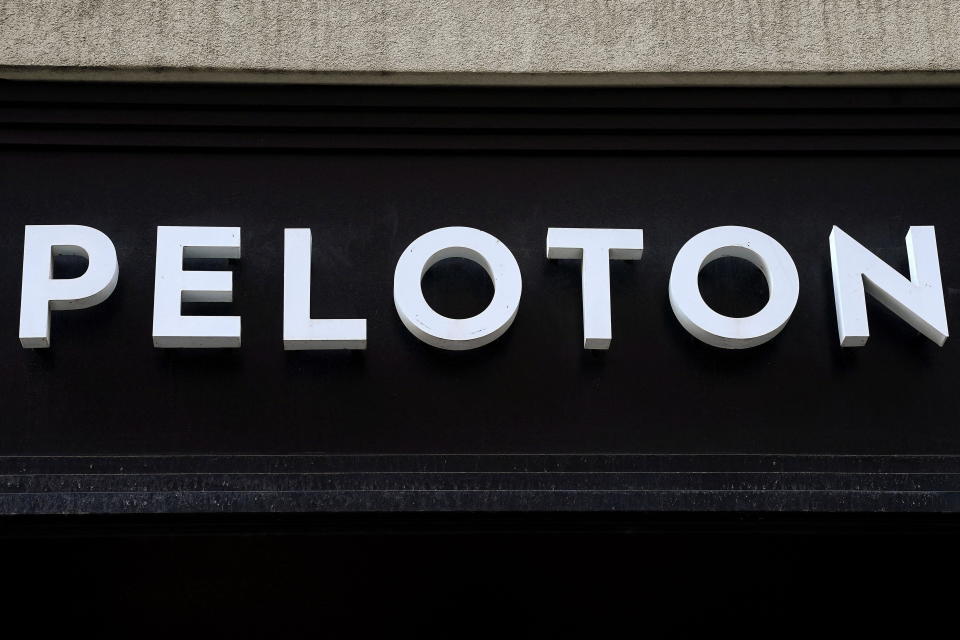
[3,4,959,631]
[3,1,960,84]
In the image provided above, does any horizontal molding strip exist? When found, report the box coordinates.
[5,83,960,152]
[6,83,960,109]
[8,109,960,130]
[5,131,960,153]
[1,455,959,514]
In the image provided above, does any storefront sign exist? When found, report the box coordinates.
[19,224,948,351]
[4,82,960,514]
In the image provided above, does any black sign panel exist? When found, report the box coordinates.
[2,83,959,512]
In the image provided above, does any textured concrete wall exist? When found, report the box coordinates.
[2,1,960,83]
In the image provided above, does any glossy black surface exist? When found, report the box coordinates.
[1,82,960,512]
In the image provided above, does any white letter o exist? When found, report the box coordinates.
[394,227,522,350]
[669,226,799,349]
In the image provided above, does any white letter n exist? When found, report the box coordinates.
[829,226,948,347]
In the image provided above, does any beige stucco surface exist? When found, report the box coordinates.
[2,1,960,83]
